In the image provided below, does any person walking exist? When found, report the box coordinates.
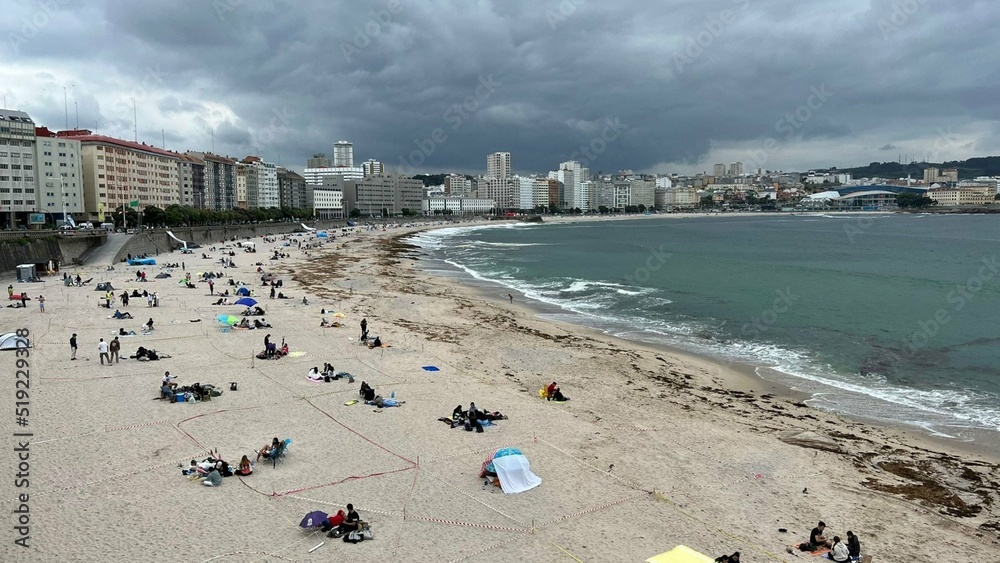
[109,336,121,364]
[38,295,45,313]
[70,333,78,360]
[20,293,27,308]
[98,338,110,365]
[208,280,214,295]
[508,293,513,304]
[360,318,368,340]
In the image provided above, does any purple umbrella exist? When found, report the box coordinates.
[299,510,328,529]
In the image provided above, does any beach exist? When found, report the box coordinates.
[3,218,999,563]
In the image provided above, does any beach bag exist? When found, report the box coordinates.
[344,530,363,543]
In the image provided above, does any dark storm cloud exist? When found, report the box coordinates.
[2,0,998,175]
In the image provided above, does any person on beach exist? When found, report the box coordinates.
[70,333,78,360]
[810,521,832,549]
[360,318,368,340]
[846,531,861,560]
[20,293,27,308]
[202,468,222,487]
[256,437,280,461]
[234,455,253,476]
[508,293,513,303]
[162,371,178,389]
[827,537,849,562]
[109,336,121,364]
[7,285,12,298]
[98,338,110,365]
[327,503,361,538]
[38,295,45,313]
[714,553,740,563]
[546,381,568,401]
[121,291,129,308]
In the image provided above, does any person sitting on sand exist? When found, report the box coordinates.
[322,363,336,377]
[181,460,199,476]
[257,437,280,462]
[846,531,861,561]
[320,318,330,327]
[277,292,288,299]
[327,503,361,538]
[238,318,250,329]
[827,537,849,562]
[359,382,375,402]
[370,336,382,348]
[810,522,832,549]
[202,468,222,487]
[234,455,253,476]
[307,366,322,381]
[546,381,569,401]
[144,318,154,331]
[253,319,271,329]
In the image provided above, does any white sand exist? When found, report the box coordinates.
[2,219,999,562]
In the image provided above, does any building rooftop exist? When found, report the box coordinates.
[57,130,178,159]
[0,109,33,122]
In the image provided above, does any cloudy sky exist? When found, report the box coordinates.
[2,0,997,176]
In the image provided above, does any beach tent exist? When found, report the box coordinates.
[479,448,541,494]
[16,264,36,282]
[128,258,156,266]
[645,545,716,563]
[316,231,328,238]
[95,282,115,291]
[0,332,29,351]
[216,314,239,326]
[236,287,251,296]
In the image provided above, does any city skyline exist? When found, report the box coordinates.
[2,1,998,176]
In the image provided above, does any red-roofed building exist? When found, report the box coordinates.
[58,130,180,222]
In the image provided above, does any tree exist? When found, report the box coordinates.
[113,206,139,228]
[349,208,361,218]
[548,204,560,214]
[897,192,936,208]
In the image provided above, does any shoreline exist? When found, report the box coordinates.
[404,216,1000,464]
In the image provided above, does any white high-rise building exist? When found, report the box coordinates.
[713,163,726,177]
[304,166,364,185]
[255,159,279,208]
[0,109,38,227]
[333,141,354,167]
[655,176,673,189]
[558,160,590,210]
[35,126,83,222]
[729,162,743,176]
[487,152,511,179]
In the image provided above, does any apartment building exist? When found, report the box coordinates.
[61,130,179,222]
[35,126,83,222]
[0,109,38,227]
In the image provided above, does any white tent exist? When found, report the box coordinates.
[0,332,29,351]
[492,453,542,494]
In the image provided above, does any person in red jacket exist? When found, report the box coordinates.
[546,382,568,401]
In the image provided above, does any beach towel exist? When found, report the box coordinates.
[422,366,440,371]
[344,400,358,406]
[491,454,542,494]
[793,544,831,557]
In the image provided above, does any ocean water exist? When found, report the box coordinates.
[408,214,1000,443]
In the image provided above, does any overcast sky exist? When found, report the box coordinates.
[2,0,997,176]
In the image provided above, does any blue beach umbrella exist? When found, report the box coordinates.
[235,297,257,307]
[236,287,250,296]
[299,510,328,529]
